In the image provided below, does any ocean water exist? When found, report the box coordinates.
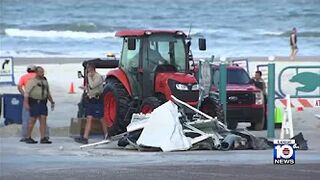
[1,0,320,57]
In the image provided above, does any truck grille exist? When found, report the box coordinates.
[227,92,255,105]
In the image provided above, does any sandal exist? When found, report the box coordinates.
[25,137,38,144]
[40,137,52,144]
[74,137,88,144]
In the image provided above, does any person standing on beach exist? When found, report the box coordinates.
[74,63,107,144]
[23,66,55,144]
[17,65,50,142]
[18,65,36,142]
[248,70,267,130]
[253,71,267,96]
[290,27,298,60]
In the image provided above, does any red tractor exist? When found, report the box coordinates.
[103,30,206,136]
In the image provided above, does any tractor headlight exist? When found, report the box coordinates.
[255,91,264,105]
[176,84,189,91]
[191,84,199,91]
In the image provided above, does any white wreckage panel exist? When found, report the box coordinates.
[134,101,192,152]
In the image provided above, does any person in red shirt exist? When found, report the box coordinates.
[18,65,49,142]
[18,65,36,95]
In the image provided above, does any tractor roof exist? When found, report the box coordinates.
[115,30,186,37]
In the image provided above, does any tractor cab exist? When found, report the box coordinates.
[116,30,205,100]
[104,30,206,136]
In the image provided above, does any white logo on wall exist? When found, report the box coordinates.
[11,98,20,105]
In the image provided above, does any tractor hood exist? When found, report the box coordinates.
[157,72,197,84]
[154,72,199,105]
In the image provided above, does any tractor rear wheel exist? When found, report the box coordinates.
[140,97,162,114]
[103,80,132,136]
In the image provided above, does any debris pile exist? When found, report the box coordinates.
[117,96,272,152]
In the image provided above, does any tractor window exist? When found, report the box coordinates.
[174,41,186,71]
[120,38,140,69]
[157,42,170,60]
[147,35,186,72]
[147,41,168,66]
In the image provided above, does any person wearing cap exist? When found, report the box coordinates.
[24,66,55,144]
[17,65,49,142]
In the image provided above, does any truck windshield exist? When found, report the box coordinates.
[147,35,186,72]
[227,68,251,84]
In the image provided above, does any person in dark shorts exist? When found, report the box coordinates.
[18,65,50,142]
[75,63,107,144]
[24,66,55,144]
[290,27,298,60]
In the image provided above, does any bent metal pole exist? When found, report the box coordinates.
[219,57,227,125]
[267,56,275,138]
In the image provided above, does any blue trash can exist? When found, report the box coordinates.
[3,94,23,125]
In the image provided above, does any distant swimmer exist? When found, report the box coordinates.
[290,27,298,60]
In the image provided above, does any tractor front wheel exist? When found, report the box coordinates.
[103,80,131,136]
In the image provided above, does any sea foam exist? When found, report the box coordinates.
[4,28,115,39]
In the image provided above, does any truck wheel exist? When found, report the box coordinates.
[251,115,265,131]
[140,97,162,114]
[103,80,131,136]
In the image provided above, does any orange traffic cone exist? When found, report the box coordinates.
[69,82,75,94]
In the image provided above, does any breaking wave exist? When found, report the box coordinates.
[32,22,100,32]
[4,28,116,39]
